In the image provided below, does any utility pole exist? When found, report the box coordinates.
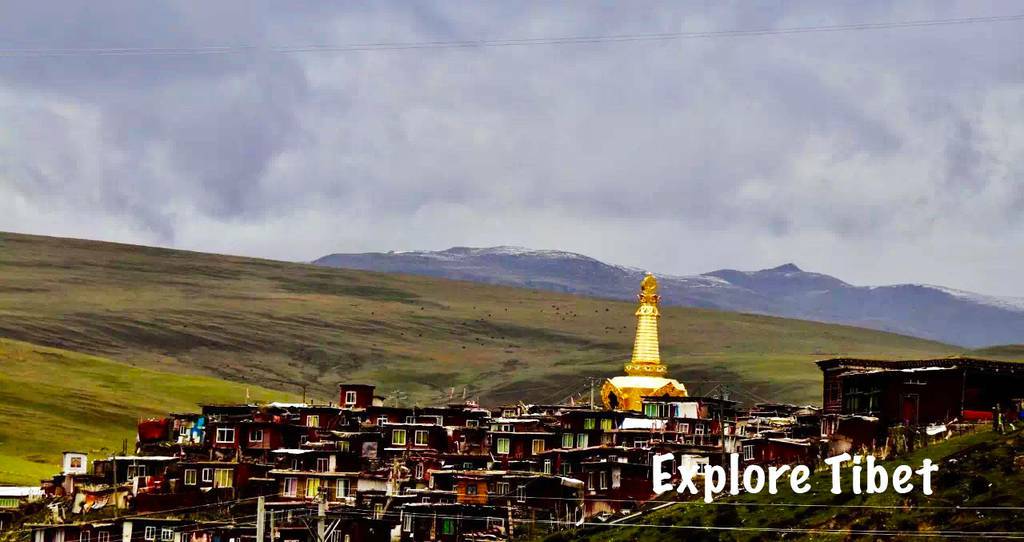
[317,501,326,542]
[256,496,266,542]
[589,378,595,408]
[719,385,729,465]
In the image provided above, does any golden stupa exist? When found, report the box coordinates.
[600,273,688,411]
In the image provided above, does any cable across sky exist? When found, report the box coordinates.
[1,13,1022,58]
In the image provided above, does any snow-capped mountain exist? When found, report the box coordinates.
[313,247,1024,348]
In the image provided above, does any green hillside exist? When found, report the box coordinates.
[0,338,295,485]
[0,231,960,410]
[971,344,1024,361]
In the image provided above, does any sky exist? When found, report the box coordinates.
[0,1,1022,296]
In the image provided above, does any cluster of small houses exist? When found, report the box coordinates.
[6,357,1024,542]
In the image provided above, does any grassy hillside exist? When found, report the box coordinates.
[0,231,960,409]
[0,338,295,485]
[556,428,1024,541]
[971,344,1024,361]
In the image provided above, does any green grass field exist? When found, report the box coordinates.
[0,338,295,485]
[0,231,964,410]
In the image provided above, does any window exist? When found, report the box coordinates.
[743,445,755,461]
[316,457,329,473]
[499,424,512,432]
[414,430,429,446]
[442,519,455,535]
[695,424,705,436]
[392,429,407,445]
[405,416,416,423]
[415,463,425,479]
[600,419,613,431]
[516,486,526,503]
[127,465,147,479]
[402,512,412,532]
[338,441,350,452]
[543,459,552,474]
[80,532,91,542]
[377,416,388,426]
[144,527,156,541]
[335,479,350,499]
[306,478,320,498]
[284,477,298,497]
[160,529,173,542]
[214,468,233,488]
[344,391,357,405]
[373,504,384,520]
[561,433,574,448]
[583,418,595,430]
[633,440,646,448]
[560,463,571,476]
[644,404,659,418]
[599,472,608,489]
[466,419,479,428]
[248,429,263,443]
[497,482,510,495]
[576,433,588,448]
[463,462,473,469]
[215,428,235,444]
[679,423,690,434]
[98,533,110,542]
[466,483,478,495]
[496,438,510,455]
[306,415,319,428]
[201,468,213,483]
[532,439,545,454]
[184,469,197,485]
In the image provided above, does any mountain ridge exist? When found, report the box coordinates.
[315,246,1024,347]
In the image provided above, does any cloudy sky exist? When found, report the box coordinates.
[1,1,1022,295]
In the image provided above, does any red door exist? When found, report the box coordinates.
[901,394,919,425]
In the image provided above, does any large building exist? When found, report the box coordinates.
[600,273,688,411]
[818,357,1024,425]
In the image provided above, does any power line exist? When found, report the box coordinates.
[0,13,1022,58]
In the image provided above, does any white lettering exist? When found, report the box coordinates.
[824,453,851,495]
[790,465,811,493]
[704,465,726,503]
[892,465,914,494]
[916,459,938,496]
[767,464,790,494]
[742,464,765,493]
[676,463,700,495]
[866,455,887,494]
[652,453,674,495]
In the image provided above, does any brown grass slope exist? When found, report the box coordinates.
[0,231,962,406]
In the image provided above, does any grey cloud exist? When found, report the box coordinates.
[0,1,1022,294]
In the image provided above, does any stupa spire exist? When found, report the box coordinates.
[625,273,667,377]
[600,272,687,411]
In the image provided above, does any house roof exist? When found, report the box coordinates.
[0,487,44,498]
[816,357,1024,373]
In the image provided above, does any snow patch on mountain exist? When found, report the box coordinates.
[922,285,1024,313]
